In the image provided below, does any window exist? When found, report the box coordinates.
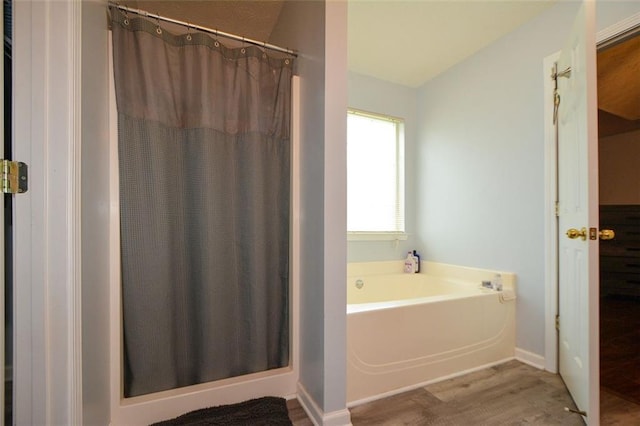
[347,109,405,240]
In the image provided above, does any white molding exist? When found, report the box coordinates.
[596,11,640,46]
[515,348,545,370]
[543,50,560,374]
[68,1,84,423]
[322,409,353,426]
[347,232,408,242]
[48,1,84,423]
[291,75,301,389]
[543,11,640,378]
[14,0,83,424]
[0,5,4,423]
[296,384,322,426]
[297,383,353,426]
[107,37,121,424]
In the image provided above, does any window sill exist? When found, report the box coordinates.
[347,232,408,242]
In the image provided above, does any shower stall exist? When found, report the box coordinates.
[107,6,300,424]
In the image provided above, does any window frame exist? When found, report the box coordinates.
[346,108,407,241]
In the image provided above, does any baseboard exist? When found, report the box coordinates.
[515,348,545,370]
[296,383,352,426]
[296,383,322,425]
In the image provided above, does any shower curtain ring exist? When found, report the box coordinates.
[186,25,192,41]
[156,15,163,35]
[122,9,130,26]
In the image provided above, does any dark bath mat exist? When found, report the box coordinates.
[150,396,292,426]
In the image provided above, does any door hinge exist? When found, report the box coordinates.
[555,201,559,217]
[555,314,560,331]
[1,160,28,194]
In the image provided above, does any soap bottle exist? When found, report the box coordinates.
[404,252,415,273]
[493,273,503,291]
[413,250,421,273]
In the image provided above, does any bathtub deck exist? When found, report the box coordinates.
[288,360,640,425]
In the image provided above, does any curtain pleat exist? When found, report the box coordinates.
[110,8,292,397]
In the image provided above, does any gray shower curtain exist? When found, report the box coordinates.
[110,9,292,398]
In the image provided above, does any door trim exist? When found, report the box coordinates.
[543,11,640,374]
[13,1,83,424]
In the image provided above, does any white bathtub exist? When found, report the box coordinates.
[347,261,516,405]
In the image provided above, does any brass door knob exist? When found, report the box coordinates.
[566,227,587,241]
[599,229,615,240]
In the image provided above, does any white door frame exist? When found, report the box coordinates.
[544,11,640,373]
[13,1,83,424]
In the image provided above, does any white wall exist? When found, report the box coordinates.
[81,1,111,424]
[416,1,640,357]
[270,0,349,421]
[347,72,419,262]
[599,129,640,205]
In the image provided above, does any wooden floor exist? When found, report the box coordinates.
[600,295,640,404]
[287,360,640,425]
[601,389,640,426]
[599,295,640,426]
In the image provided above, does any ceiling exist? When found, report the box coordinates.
[348,0,557,87]
[120,1,558,88]
[597,33,640,137]
[116,0,640,133]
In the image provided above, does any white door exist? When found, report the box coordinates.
[0,4,5,423]
[556,1,599,423]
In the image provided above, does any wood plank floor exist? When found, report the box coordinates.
[349,361,583,425]
[288,360,640,425]
[601,389,640,426]
[287,398,314,426]
[600,295,640,405]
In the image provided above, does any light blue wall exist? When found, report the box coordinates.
[270,0,349,416]
[347,72,419,262]
[416,1,640,356]
[322,0,348,414]
[270,0,326,408]
[82,1,111,424]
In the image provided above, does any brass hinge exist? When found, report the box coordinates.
[551,63,572,125]
[555,202,559,217]
[1,160,28,194]
[555,314,560,331]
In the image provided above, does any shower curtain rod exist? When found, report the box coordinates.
[109,2,298,57]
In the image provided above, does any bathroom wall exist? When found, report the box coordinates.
[599,129,640,205]
[347,72,419,263]
[81,0,111,424]
[270,0,349,419]
[416,1,640,357]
